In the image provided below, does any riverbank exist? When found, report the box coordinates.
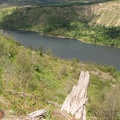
[17,28,120,48]
[44,33,120,48]
[1,28,120,49]
[2,29,120,71]
[0,2,120,48]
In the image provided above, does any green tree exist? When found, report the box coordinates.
[44,7,77,32]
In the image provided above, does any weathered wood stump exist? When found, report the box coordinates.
[61,71,90,120]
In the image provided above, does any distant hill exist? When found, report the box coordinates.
[1,0,73,5]
[0,1,120,47]
[0,0,112,6]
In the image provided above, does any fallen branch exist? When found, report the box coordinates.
[28,109,47,120]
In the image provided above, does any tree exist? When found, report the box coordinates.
[105,27,120,39]
[44,7,77,32]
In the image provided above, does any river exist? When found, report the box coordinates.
[2,29,120,70]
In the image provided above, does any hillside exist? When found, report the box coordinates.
[0,1,120,47]
[0,32,120,119]
[0,0,112,6]
[0,1,120,120]
[92,1,120,27]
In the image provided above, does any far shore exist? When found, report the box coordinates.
[1,28,120,49]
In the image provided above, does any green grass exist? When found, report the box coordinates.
[0,33,120,119]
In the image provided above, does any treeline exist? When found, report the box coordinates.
[0,0,58,5]
[0,6,77,30]
[0,0,113,6]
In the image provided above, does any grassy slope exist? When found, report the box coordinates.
[0,32,120,119]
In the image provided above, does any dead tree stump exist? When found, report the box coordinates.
[61,71,90,120]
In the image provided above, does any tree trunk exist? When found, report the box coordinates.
[61,71,90,120]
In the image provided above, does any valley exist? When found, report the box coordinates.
[0,0,120,120]
[0,1,120,47]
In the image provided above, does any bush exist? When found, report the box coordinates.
[59,66,66,75]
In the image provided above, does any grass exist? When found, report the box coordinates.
[0,33,120,119]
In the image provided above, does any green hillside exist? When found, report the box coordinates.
[0,0,113,6]
[0,32,120,119]
[0,1,120,120]
[0,1,120,47]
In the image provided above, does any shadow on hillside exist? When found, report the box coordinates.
[0,5,96,31]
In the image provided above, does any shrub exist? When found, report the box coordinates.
[59,66,66,75]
